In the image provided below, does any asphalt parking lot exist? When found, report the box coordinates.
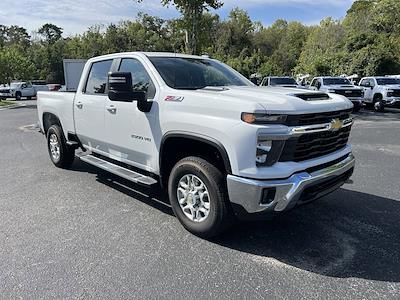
[1,101,399,299]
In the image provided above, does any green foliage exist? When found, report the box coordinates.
[0,0,400,84]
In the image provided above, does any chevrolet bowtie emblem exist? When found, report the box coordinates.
[330,119,343,131]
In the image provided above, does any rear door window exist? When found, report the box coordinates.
[85,60,113,95]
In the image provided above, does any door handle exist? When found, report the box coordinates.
[76,101,83,109]
[106,105,117,113]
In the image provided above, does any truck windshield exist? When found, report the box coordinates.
[270,78,297,85]
[323,78,351,85]
[149,57,252,90]
[376,78,400,85]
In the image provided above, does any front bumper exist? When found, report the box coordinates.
[227,153,355,218]
[384,98,400,107]
[0,92,11,98]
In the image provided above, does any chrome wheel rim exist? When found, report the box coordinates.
[49,133,60,161]
[177,174,210,223]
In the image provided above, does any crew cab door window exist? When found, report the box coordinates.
[84,60,113,94]
[118,58,156,99]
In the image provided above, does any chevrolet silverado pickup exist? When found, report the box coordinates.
[359,77,400,111]
[310,76,364,112]
[37,52,355,237]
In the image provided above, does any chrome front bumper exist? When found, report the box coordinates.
[227,153,355,215]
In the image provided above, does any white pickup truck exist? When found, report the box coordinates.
[0,81,47,100]
[310,77,364,112]
[37,52,355,237]
[358,77,400,111]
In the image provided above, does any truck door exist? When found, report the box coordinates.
[74,59,113,152]
[104,57,159,173]
[21,83,35,97]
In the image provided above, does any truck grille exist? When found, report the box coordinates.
[0,89,10,94]
[333,90,362,98]
[279,125,352,162]
[284,109,352,126]
[387,90,400,97]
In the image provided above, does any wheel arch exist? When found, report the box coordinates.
[159,132,232,188]
[373,93,383,101]
[42,112,62,135]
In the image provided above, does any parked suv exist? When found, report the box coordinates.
[37,52,355,237]
[359,77,400,111]
[310,77,364,112]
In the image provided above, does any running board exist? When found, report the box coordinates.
[79,154,157,186]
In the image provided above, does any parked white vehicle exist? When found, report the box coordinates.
[310,76,364,112]
[358,77,400,111]
[37,52,355,237]
[260,76,307,89]
[0,82,40,100]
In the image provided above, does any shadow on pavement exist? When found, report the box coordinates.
[213,188,400,282]
[354,107,400,122]
[69,156,400,283]
[70,159,173,216]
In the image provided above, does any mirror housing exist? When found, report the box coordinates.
[107,72,152,112]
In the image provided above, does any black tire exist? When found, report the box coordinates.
[168,156,232,238]
[0,97,6,100]
[373,95,384,112]
[46,125,75,168]
[15,92,22,101]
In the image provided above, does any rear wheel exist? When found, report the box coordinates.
[47,125,75,168]
[168,157,232,238]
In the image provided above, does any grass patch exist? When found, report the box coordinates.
[0,100,16,107]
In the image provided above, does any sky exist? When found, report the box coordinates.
[0,0,356,36]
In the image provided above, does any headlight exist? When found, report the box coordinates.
[242,113,287,124]
[387,90,394,97]
[256,135,285,167]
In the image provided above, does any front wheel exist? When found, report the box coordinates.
[15,92,22,101]
[47,125,75,168]
[373,95,385,112]
[168,157,233,238]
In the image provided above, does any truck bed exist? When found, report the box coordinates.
[37,91,76,136]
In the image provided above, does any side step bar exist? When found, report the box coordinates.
[79,154,158,186]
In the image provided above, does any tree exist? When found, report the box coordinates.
[136,0,222,54]
[38,23,63,44]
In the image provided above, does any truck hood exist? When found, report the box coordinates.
[181,86,353,114]
[381,85,400,89]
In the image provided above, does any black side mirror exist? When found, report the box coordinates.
[107,72,152,112]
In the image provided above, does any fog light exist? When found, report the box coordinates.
[261,188,276,205]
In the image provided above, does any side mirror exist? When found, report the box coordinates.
[107,72,152,112]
